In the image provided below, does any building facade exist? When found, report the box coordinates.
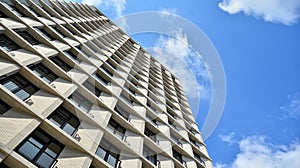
[0,0,212,168]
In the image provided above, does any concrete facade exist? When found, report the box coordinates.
[0,0,212,168]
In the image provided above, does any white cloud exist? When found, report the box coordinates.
[150,29,211,101]
[215,163,227,168]
[160,8,177,17]
[218,0,300,25]
[280,93,300,119]
[216,135,300,168]
[219,132,236,145]
[81,0,126,17]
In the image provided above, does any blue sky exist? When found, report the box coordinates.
[73,0,300,167]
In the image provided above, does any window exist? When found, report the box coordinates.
[48,106,80,136]
[189,136,199,148]
[0,34,21,52]
[171,133,182,147]
[0,10,8,18]
[96,139,121,168]
[69,91,93,113]
[100,66,113,77]
[0,73,38,101]
[106,61,117,70]
[16,129,64,168]
[29,63,58,84]
[51,26,66,38]
[144,127,157,143]
[167,109,176,119]
[64,50,82,63]
[16,31,40,45]
[83,80,102,97]
[143,145,157,165]
[27,7,42,17]
[35,28,54,41]
[168,120,178,131]
[114,105,129,121]
[0,99,11,115]
[9,5,26,17]
[107,118,126,140]
[50,56,72,72]
[172,149,183,163]
[146,115,158,127]
[76,46,90,58]
[94,72,110,85]
[127,86,135,96]
[120,93,134,106]
[194,152,205,165]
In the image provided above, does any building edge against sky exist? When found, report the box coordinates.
[0,0,212,168]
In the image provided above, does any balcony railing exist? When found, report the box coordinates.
[195,157,206,167]
[72,129,81,142]
[171,137,183,148]
[120,95,134,107]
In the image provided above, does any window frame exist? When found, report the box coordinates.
[96,138,121,168]
[0,99,11,115]
[0,34,21,52]
[143,145,157,166]
[29,63,58,84]
[50,56,72,72]
[0,73,39,101]
[16,30,40,45]
[48,106,81,136]
[83,80,102,97]
[108,118,126,140]
[16,129,64,168]
[68,91,93,113]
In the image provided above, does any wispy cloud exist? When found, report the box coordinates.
[218,0,300,25]
[150,29,211,101]
[81,0,128,30]
[160,8,177,16]
[280,93,300,119]
[81,0,126,17]
[219,132,236,145]
[216,135,300,168]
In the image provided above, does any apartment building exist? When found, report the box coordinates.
[0,0,212,168]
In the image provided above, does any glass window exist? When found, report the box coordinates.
[194,152,205,164]
[0,34,21,52]
[50,56,72,72]
[143,145,157,165]
[0,73,38,101]
[48,106,80,136]
[8,5,26,17]
[16,129,64,168]
[172,149,183,163]
[0,99,11,115]
[35,28,54,41]
[0,162,9,168]
[0,10,8,18]
[83,80,102,97]
[27,7,42,17]
[64,50,82,64]
[96,139,120,168]
[94,72,110,85]
[29,63,58,84]
[114,105,129,120]
[189,136,199,148]
[76,46,91,58]
[51,26,66,38]
[16,31,40,45]
[108,119,126,140]
[100,65,113,77]
[69,91,93,113]
[144,127,156,143]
